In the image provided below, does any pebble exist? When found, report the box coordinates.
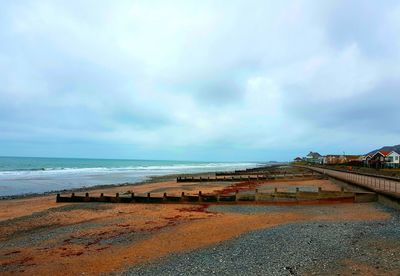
[119,204,400,276]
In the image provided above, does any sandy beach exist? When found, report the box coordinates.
[1,166,400,275]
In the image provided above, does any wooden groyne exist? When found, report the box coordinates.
[56,189,376,205]
[214,165,306,176]
[177,173,320,182]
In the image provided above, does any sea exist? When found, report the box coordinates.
[0,157,265,197]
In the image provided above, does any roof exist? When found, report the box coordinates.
[294,157,302,160]
[372,150,390,157]
[306,151,322,158]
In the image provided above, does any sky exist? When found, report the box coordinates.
[0,0,399,162]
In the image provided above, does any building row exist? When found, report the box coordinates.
[294,150,400,168]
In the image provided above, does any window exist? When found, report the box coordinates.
[396,156,399,161]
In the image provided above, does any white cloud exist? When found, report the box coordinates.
[0,0,399,160]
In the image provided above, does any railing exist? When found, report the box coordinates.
[307,166,400,195]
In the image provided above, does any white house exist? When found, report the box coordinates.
[386,151,400,168]
[305,151,323,164]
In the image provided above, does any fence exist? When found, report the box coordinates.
[307,166,400,195]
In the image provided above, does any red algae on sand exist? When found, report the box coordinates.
[176,204,213,213]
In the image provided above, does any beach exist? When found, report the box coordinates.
[0,157,263,197]
[1,165,400,275]
[2,1,399,275]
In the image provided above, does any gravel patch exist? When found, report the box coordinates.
[207,204,354,215]
[118,205,400,276]
[207,205,299,214]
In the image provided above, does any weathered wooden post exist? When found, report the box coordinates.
[198,191,202,202]
[56,193,60,202]
[100,193,104,198]
[71,192,75,197]
[274,187,278,193]
[318,187,322,194]
[147,192,151,202]
[296,187,299,193]
[235,190,239,202]
[255,189,258,201]
[131,192,135,202]
[181,192,185,202]
[85,192,89,202]
[163,192,167,201]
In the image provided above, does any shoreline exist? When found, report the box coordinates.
[0,172,187,201]
[0,165,273,201]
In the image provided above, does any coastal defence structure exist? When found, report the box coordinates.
[303,166,400,208]
[56,165,378,205]
[176,172,317,182]
[56,189,376,205]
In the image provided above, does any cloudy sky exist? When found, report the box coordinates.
[0,0,399,161]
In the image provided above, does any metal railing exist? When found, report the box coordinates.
[307,166,400,195]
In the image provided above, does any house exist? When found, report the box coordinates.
[386,151,400,168]
[369,151,391,168]
[361,154,372,167]
[305,151,323,164]
[293,157,303,162]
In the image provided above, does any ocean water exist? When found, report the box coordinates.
[0,157,263,196]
